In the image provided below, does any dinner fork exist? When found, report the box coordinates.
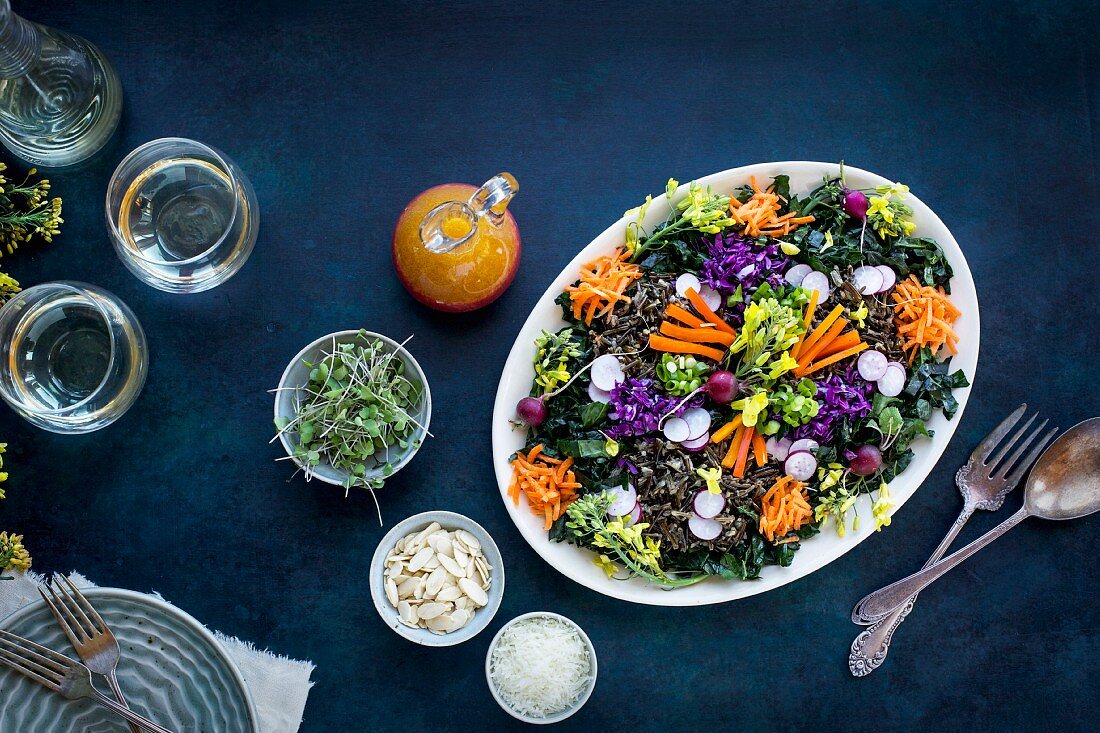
[0,629,175,733]
[848,404,1058,676]
[39,574,141,733]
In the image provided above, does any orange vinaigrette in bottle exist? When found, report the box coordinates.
[392,173,520,312]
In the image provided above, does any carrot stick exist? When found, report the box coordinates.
[752,430,767,468]
[721,426,744,468]
[648,334,726,362]
[732,426,754,478]
[790,289,820,359]
[711,415,744,443]
[664,303,708,329]
[798,342,869,377]
[659,321,735,346]
[797,304,845,360]
[815,330,861,359]
[684,288,737,335]
[797,317,849,369]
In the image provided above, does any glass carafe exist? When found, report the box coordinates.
[0,0,122,166]
[392,173,520,312]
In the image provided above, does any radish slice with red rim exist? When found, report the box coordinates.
[877,363,906,397]
[605,484,638,517]
[681,407,712,440]
[698,284,722,311]
[625,501,643,526]
[800,271,831,300]
[675,273,701,298]
[857,350,889,381]
[590,354,625,391]
[875,265,897,292]
[785,263,813,287]
[662,417,690,443]
[680,433,710,451]
[852,265,884,295]
[784,450,817,481]
[587,381,612,404]
[765,436,792,461]
[788,438,819,455]
[693,490,726,519]
[688,514,723,541]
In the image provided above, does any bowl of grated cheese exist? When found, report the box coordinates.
[485,612,597,724]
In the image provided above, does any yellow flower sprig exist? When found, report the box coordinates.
[0,163,64,257]
[0,531,31,573]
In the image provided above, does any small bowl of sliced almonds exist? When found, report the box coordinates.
[370,511,504,646]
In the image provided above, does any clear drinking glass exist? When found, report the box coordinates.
[0,281,147,433]
[106,137,259,293]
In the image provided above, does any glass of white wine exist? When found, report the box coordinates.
[106,138,259,293]
[0,282,147,433]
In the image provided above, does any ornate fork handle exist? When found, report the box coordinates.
[848,505,974,676]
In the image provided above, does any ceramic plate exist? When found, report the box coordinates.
[492,161,980,606]
[0,588,258,732]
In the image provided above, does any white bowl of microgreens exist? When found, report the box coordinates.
[273,329,431,492]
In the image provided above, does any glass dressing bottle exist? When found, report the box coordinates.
[0,0,122,166]
[392,173,520,312]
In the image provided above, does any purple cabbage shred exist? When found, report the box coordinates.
[607,378,700,438]
[794,367,874,443]
[699,233,790,324]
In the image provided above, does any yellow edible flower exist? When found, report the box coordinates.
[594,553,618,577]
[872,481,895,531]
[696,466,723,495]
[779,241,800,256]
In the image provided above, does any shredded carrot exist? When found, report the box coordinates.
[659,321,735,346]
[797,341,869,378]
[648,333,726,361]
[728,176,815,238]
[758,475,811,542]
[721,425,745,468]
[563,248,643,325]
[684,288,737,335]
[711,415,743,443]
[509,445,581,530]
[892,275,961,362]
[732,425,754,478]
[751,429,767,468]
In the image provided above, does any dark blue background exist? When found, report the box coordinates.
[2,1,1098,731]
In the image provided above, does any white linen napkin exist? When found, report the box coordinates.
[0,571,314,733]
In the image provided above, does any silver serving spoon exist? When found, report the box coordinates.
[854,416,1100,621]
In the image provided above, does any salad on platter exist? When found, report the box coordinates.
[507,168,969,587]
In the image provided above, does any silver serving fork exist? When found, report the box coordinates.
[39,574,141,733]
[0,628,175,733]
[848,403,1058,676]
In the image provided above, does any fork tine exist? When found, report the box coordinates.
[56,574,107,632]
[0,631,68,682]
[38,585,85,649]
[0,629,74,669]
[1003,424,1060,487]
[986,412,1038,471]
[991,418,1049,480]
[975,404,1028,463]
[0,645,61,689]
[51,575,98,638]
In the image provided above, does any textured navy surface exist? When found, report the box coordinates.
[1,1,1098,731]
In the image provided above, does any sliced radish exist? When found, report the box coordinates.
[788,438,819,455]
[605,484,637,517]
[662,417,690,443]
[675,273,701,298]
[785,263,813,287]
[852,265,884,295]
[693,490,726,519]
[857,350,889,381]
[877,363,906,397]
[591,354,625,391]
[688,514,723,541]
[800,271,831,299]
[765,436,792,461]
[875,265,897,292]
[698,284,722,311]
[784,450,818,481]
[680,433,710,451]
[625,501,643,526]
[587,381,612,404]
[681,407,712,440]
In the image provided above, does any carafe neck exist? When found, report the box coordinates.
[418,173,518,254]
[0,1,41,79]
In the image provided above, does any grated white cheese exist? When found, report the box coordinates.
[489,617,592,718]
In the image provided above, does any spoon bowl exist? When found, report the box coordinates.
[1024,417,1100,520]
